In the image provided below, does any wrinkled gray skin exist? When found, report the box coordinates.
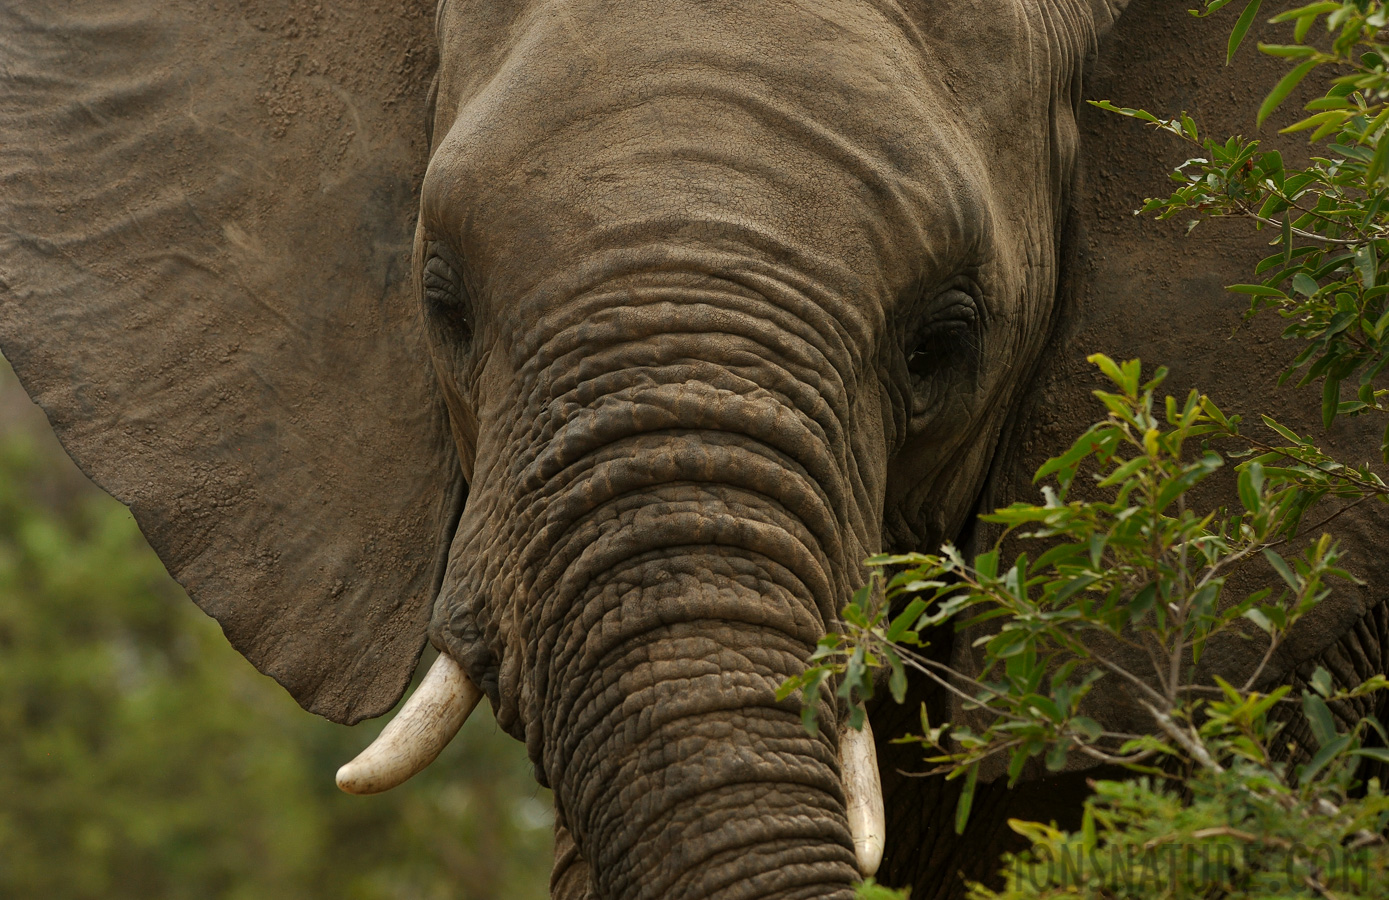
[4,1,1388,899]
[425,2,1108,897]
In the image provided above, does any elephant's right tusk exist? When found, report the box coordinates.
[335,652,482,795]
[840,718,886,877]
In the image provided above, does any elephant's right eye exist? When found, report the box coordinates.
[903,288,981,421]
[422,242,473,343]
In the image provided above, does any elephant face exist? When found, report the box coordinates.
[424,0,1096,558]
[410,1,1112,895]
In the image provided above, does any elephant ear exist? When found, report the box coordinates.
[968,0,1388,764]
[0,0,461,724]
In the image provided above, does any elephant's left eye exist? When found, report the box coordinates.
[422,241,473,344]
[904,289,981,419]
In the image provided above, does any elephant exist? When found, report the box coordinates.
[3,1,1388,899]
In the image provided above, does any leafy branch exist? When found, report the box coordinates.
[1092,1,1389,449]
[820,6,1389,898]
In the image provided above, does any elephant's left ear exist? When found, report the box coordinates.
[0,1,461,724]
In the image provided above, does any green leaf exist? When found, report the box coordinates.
[1259,44,1319,59]
[1087,100,1161,124]
[856,879,911,900]
[1297,13,1319,42]
[887,651,908,704]
[1087,353,1131,395]
[1323,375,1341,429]
[1370,306,1389,340]
[1238,460,1265,512]
[1352,747,1389,764]
[1356,243,1379,287]
[954,763,978,834]
[1304,97,1354,113]
[1096,455,1148,487]
[1227,0,1262,65]
[886,598,929,643]
[1006,748,1028,787]
[1325,309,1356,337]
[1129,583,1158,624]
[847,582,873,622]
[1026,695,1064,723]
[1035,425,1119,486]
[974,550,999,581]
[1280,109,1352,134]
[1261,415,1304,443]
[847,703,866,731]
[1053,574,1100,605]
[1072,716,1103,741]
[1228,283,1288,297]
[1258,58,1319,127]
[1268,2,1343,25]
[1302,691,1339,748]
[1263,548,1300,590]
[1299,733,1352,785]
[1032,541,1085,573]
[1310,665,1334,698]
[1369,133,1389,186]
[1244,607,1274,633]
[1081,807,1097,852]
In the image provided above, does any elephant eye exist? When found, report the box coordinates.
[422,241,473,343]
[904,289,980,418]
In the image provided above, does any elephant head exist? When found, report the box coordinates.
[16,2,1387,899]
[396,3,1133,893]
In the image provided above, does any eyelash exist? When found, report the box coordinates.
[903,288,981,418]
[422,242,474,343]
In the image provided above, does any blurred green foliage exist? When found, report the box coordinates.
[0,359,553,900]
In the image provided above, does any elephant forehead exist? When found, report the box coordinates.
[433,0,1084,122]
[424,100,990,309]
[420,0,1070,305]
[432,0,1090,172]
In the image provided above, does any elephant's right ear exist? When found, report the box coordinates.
[0,1,462,724]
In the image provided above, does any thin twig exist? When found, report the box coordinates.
[1243,210,1370,245]
[1138,698,1224,774]
[1265,492,1380,554]
[1240,634,1285,694]
[890,643,1034,724]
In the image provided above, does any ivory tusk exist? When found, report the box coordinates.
[840,718,886,877]
[336,652,482,795]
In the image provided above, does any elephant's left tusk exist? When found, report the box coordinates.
[335,652,482,795]
[840,717,886,877]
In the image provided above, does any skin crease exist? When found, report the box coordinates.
[418,1,1103,898]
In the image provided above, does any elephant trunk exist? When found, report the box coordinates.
[547,554,860,899]
[442,278,882,898]
[532,361,860,895]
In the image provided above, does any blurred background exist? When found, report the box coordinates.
[0,357,554,899]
